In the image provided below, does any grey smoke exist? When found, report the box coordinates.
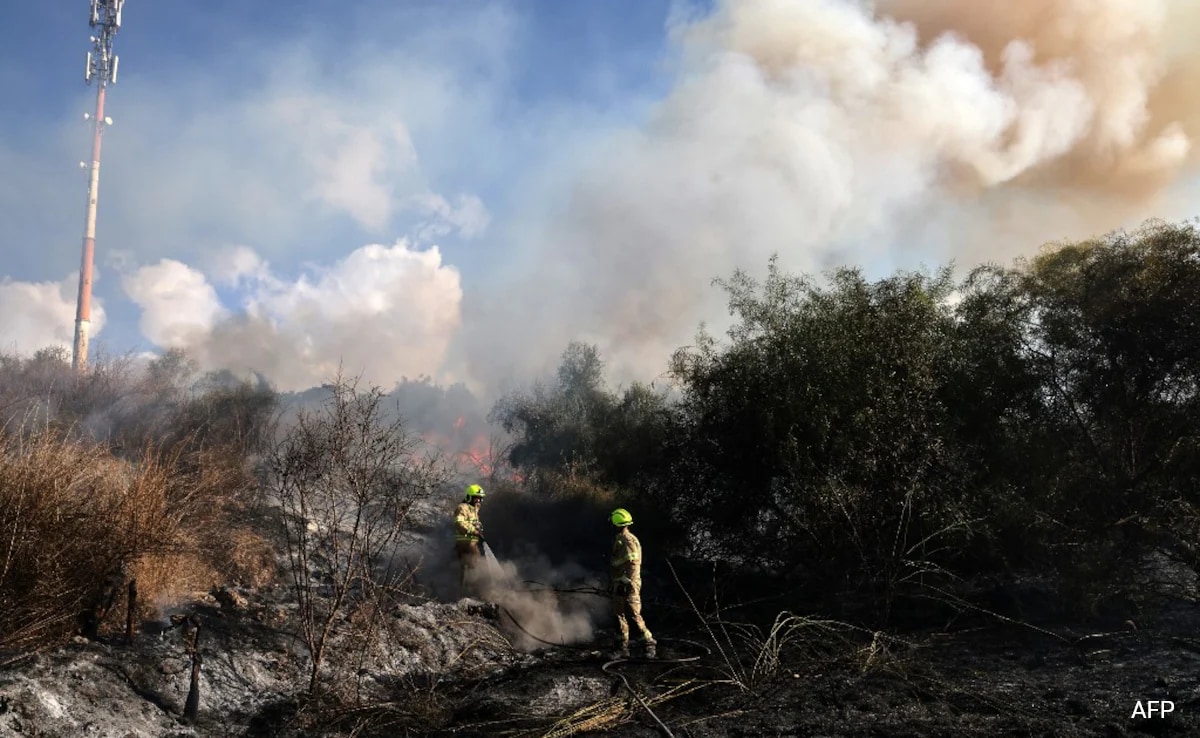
[455,0,1200,391]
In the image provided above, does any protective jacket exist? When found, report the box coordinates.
[611,527,642,588]
[455,501,482,543]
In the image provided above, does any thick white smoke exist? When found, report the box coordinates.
[0,274,106,355]
[122,260,226,349]
[110,0,1200,394]
[122,240,462,392]
[458,0,1200,388]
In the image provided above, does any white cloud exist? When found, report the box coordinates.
[0,274,106,355]
[209,245,269,288]
[0,1,521,285]
[123,240,462,392]
[121,259,228,348]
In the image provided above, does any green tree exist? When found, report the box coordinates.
[1013,221,1200,602]
[668,258,972,603]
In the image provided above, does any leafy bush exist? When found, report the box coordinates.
[492,219,1200,619]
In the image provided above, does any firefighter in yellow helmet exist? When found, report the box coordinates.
[610,508,656,658]
[454,484,486,594]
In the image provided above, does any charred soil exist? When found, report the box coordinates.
[3,581,1199,737]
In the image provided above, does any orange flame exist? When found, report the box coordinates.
[419,417,522,482]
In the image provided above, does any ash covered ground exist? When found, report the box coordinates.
[3,497,1199,738]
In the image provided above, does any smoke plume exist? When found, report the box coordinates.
[474,558,601,652]
[103,0,1200,396]
[459,0,1200,388]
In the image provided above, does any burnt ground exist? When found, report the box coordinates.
[3,589,1200,737]
[404,597,1200,738]
[4,555,1200,738]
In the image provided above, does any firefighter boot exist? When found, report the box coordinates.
[643,639,657,659]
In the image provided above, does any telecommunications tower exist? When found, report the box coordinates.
[72,0,124,372]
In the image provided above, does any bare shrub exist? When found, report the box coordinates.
[266,372,450,695]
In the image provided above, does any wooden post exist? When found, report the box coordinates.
[183,652,202,722]
[183,619,202,722]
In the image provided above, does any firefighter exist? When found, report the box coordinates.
[610,508,656,658]
[454,484,486,594]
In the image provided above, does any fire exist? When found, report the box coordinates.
[459,437,495,478]
[419,416,522,482]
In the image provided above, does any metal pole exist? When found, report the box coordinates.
[72,0,122,373]
[73,82,106,372]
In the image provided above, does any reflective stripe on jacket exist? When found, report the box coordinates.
[454,501,482,542]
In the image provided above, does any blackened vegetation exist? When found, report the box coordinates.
[493,218,1200,623]
[267,372,451,696]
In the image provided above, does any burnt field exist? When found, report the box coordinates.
[6,567,1197,738]
[379,574,1200,738]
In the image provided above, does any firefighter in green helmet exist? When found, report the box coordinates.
[454,484,486,594]
[609,507,656,658]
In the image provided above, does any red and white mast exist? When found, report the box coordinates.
[72,0,124,372]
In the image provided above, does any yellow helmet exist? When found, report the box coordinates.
[465,484,485,498]
[610,508,633,527]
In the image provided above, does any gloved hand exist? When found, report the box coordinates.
[612,580,632,597]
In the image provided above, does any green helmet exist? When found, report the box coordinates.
[610,508,633,527]
[465,484,485,499]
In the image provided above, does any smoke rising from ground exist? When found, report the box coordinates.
[406,488,612,651]
[459,0,1200,388]
[406,531,604,652]
[474,557,601,652]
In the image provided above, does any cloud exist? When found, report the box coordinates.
[208,245,269,288]
[123,240,462,392]
[0,1,519,289]
[121,259,227,348]
[0,273,106,355]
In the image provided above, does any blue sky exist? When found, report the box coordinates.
[1,0,1196,394]
[0,1,683,359]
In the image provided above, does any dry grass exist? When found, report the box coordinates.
[210,526,278,589]
[526,680,706,738]
[0,419,267,654]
